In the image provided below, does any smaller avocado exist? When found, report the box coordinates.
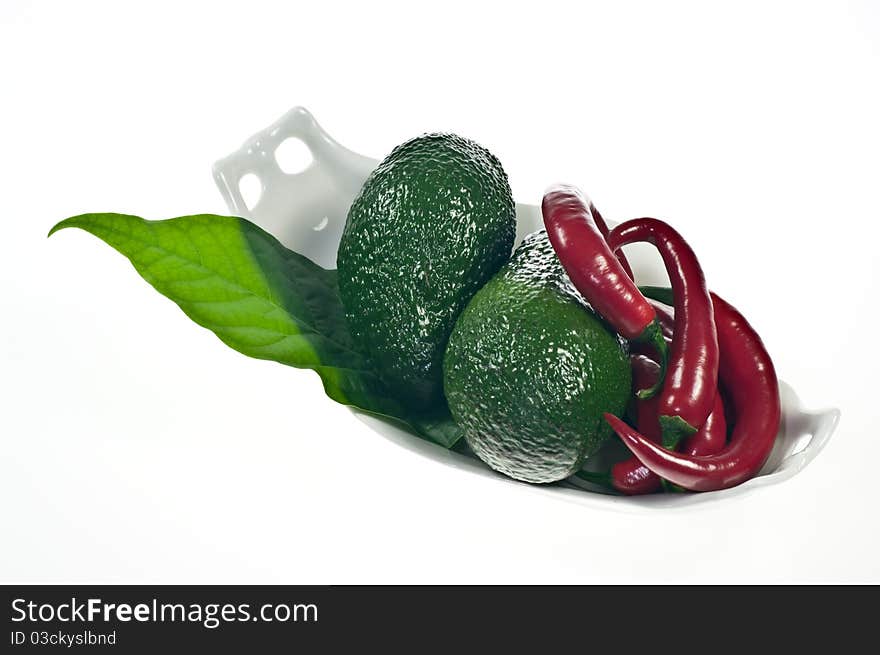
[443,230,631,483]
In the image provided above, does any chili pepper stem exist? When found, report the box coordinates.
[658,414,698,450]
[633,319,668,400]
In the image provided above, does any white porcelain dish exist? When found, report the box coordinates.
[213,106,840,509]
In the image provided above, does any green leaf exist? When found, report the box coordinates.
[50,213,462,449]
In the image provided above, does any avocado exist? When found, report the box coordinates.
[443,230,631,483]
[337,133,516,409]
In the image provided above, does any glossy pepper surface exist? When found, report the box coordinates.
[607,218,719,446]
[587,201,635,280]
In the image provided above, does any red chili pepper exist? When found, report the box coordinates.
[610,361,728,495]
[607,218,719,447]
[542,186,668,398]
[607,355,662,494]
[587,201,635,280]
[605,291,780,492]
[630,355,663,442]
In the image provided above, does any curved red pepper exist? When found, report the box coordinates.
[630,355,663,442]
[608,355,662,494]
[605,292,780,492]
[542,186,668,398]
[607,218,719,447]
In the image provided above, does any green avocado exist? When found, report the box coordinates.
[443,230,632,483]
[337,133,516,410]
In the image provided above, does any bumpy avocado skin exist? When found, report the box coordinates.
[337,133,516,409]
[443,230,632,483]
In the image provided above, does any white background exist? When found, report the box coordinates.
[2,0,878,583]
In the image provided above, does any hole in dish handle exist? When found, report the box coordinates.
[275,137,314,175]
[238,173,263,211]
[212,163,256,218]
[272,106,347,172]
